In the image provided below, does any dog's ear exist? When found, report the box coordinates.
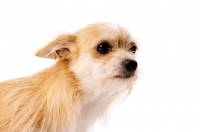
[35,34,76,59]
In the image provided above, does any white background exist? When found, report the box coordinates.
[0,0,200,132]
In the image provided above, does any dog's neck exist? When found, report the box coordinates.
[75,76,133,132]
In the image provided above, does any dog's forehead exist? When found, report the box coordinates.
[76,22,133,43]
[98,23,132,41]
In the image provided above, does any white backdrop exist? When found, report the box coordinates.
[0,0,200,132]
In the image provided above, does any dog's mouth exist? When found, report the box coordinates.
[114,72,135,79]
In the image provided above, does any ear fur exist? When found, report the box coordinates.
[35,34,76,59]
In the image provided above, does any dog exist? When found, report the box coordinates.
[0,22,138,132]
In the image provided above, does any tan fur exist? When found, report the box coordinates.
[0,22,138,132]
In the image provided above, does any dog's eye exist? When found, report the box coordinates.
[130,46,137,53]
[97,42,111,54]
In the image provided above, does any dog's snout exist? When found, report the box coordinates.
[122,59,137,72]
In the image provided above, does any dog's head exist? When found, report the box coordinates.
[36,22,138,92]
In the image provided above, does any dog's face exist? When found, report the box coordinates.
[36,22,138,92]
[73,23,137,78]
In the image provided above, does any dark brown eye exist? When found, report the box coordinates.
[97,42,111,54]
[130,46,137,53]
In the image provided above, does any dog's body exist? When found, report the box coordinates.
[0,22,138,132]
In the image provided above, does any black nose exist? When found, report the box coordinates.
[122,59,137,72]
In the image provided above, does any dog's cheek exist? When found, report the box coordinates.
[69,55,95,79]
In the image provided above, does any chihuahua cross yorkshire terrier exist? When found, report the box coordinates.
[0,22,138,132]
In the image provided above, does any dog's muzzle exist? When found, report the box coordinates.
[116,59,137,78]
[122,59,137,72]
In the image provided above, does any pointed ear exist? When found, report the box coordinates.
[35,34,76,59]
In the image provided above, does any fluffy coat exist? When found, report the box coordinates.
[0,22,137,132]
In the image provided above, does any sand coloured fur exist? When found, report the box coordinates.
[0,60,82,131]
[0,22,137,132]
